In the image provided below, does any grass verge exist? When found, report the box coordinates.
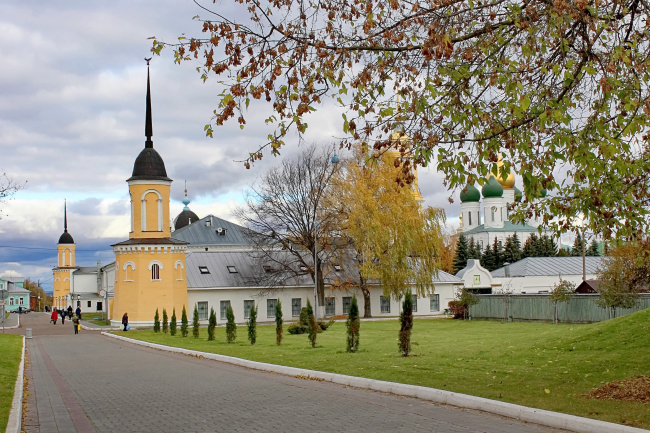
[120,309,650,428]
[0,334,23,432]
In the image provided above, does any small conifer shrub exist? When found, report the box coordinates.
[181,305,189,337]
[398,292,414,356]
[170,308,177,336]
[153,308,161,333]
[346,295,360,352]
[306,299,317,348]
[192,304,200,338]
[226,304,237,343]
[208,307,217,341]
[162,308,169,334]
[247,303,257,345]
[275,299,283,345]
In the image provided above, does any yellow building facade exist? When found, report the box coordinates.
[111,64,188,325]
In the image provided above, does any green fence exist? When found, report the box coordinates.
[468,294,650,323]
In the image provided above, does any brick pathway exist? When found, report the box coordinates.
[13,313,565,433]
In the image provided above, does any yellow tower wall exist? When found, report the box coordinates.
[112,245,188,323]
[128,181,171,239]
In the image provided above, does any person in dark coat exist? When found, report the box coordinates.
[122,312,129,331]
[60,309,66,324]
[67,306,73,319]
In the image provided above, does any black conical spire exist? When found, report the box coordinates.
[145,57,153,148]
[58,200,75,244]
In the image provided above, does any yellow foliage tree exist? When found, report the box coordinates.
[329,144,444,317]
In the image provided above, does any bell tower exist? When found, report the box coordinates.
[111,60,188,325]
[53,201,75,308]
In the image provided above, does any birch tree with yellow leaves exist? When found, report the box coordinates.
[329,143,445,317]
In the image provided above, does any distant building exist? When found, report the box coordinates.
[459,158,546,251]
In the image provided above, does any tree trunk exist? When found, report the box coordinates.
[359,275,372,318]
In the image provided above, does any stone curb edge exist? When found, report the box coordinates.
[6,336,25,433]
[102,332,648,433]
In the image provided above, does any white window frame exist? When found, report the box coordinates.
[325,297,335,316]
[197,301,209,321]
[219,301,230,320]
[291,298,301,317]
[244,300,254,319]
[380,296,390,314]
[430,294,440,312]
[267,299,277,318]
[342,297,352,315]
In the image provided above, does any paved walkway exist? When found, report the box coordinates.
[9,313,567,433]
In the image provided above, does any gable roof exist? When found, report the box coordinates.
[172,215,252,247]
[491,256,604,277]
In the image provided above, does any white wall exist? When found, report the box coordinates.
[187,283,459,325]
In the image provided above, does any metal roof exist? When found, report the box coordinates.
[491,256,604,277]
[172,215,252,247]
[463,221,538,235]
[185,251,312,289]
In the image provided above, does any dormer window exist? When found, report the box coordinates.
[333,264,342,272]
[299,265,307,271]
[227,266,238,273]
[199,266,210,274]
[263,265,274,273]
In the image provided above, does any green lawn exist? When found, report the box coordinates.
[0,334,23,432]
[123,309,650,429]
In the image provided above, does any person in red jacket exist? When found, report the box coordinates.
[51,309,58,325]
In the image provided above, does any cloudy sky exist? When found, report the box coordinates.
[0,0,463,292]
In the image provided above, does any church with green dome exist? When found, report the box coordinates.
[459,162,543,251]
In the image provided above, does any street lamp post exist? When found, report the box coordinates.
[77,294,80,308]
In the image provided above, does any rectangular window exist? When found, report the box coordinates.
[199,266,210,274]
[468,212,472,226]
[96,301,103,312]
[342,297,352,315]
[380,296,390,314]
[291,298,301,317]
[267,299,277,318]
[219,301,230,320]
[9,297,14,306]
[227,266,237,273]
[412,294,418,312]
[198,301,209,320]
[325,298,335,316]
[87,300,91,308]
[244,300,254,319]
[430,294,440,312]
[19,297,24,305]
[263,265,273,273]
[333,264,342,271]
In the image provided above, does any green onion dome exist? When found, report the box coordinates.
[514,186,523,202]
[460,183,481,202]
[482,176,504,198]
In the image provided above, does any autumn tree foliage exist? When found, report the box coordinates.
[153,0,650,239]
[595,239,650,317]
[329,144,444,316]
[0,171,24,219]
[234,144,341,315]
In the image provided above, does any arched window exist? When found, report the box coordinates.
[468,212,472,226]
[123,262,135,282]
[148,261,163,281]
[175,260,184,281]
[140,190,163,232]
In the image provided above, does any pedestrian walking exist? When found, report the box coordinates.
[122,312,129,331]
[50,309,58,325]
[72,316,80,334]
[67,305,73,319]
[76,306,82,320]
[61,309,66,324]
